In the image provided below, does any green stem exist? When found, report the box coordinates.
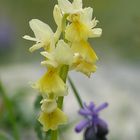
[62,14,68,42]
[58,65,69,109]
[50,14,69,140]
[68,77,83,108]
[51,66,69,140]
[57,14,69,110]
[0,81,19,140]
[51,130,58,140]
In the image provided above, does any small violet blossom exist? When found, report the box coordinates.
[75,102,109,140]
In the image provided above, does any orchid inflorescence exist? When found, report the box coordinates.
[23,0,107,139]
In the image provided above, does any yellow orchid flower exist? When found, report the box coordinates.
[65,7,102,42]
[33,68,67,97]
[71,40,98,63]
[38,108,68,131]
[72,53,97,77]
[23,6,62,52]
[23,19,54,52]
[71,40,98,77]
[41,40,74,68]
[40,99,57,113]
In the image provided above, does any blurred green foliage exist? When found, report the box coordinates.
[0,81,37,140]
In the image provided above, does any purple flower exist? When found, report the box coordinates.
[75,102,109,140]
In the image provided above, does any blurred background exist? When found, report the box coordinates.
[0,0,140,140]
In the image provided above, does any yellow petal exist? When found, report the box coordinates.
[33,69,67,97]
[71,41,98,76]
[65,7,102,41]
[71,40,98,63]
[38,108,68,131]
[65,21,89,42]
[72,53,97,77]
[75,60,97,77]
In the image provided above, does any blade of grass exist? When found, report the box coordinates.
[68,77,83,108]
[0,81,19,140]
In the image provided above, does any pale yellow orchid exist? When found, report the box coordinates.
[72,53,97,77]
[65,7,102,42]
[23,5,62,52]
[24,0,103,134]
[41,40,74,68]
[38,108,68,131]
[32,68,67,97]
[71,40,98,77]
[71,40,98,63]
[23,19,54,52]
